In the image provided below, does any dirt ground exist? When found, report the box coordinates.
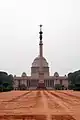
[0,90,80,120]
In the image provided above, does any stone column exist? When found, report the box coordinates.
[48,80,49,87]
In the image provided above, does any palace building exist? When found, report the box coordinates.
[13,25,68,90]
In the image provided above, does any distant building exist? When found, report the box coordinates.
[13,25,68,90]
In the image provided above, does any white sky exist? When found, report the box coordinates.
[0,0,80,76]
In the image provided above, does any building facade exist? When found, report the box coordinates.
[13,25,68,90]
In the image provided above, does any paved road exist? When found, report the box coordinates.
[0,90,80,120]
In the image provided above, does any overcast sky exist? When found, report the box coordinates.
[0,0,80,76]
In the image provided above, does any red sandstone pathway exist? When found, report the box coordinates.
[0,90,80,120]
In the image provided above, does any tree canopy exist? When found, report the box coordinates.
[0,71,13,92]
[68,70,80,90]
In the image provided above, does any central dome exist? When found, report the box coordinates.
[32,56,48,67]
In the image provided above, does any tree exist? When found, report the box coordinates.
[68,70,80,90]
[74,75,80,90]
[0,71,13,92]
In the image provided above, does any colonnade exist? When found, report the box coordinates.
[44,80,54,88]
[14,79,54,90]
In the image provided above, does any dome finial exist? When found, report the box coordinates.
[39,24,43,40]
[39,24,42,32]
[39,24,43,57]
